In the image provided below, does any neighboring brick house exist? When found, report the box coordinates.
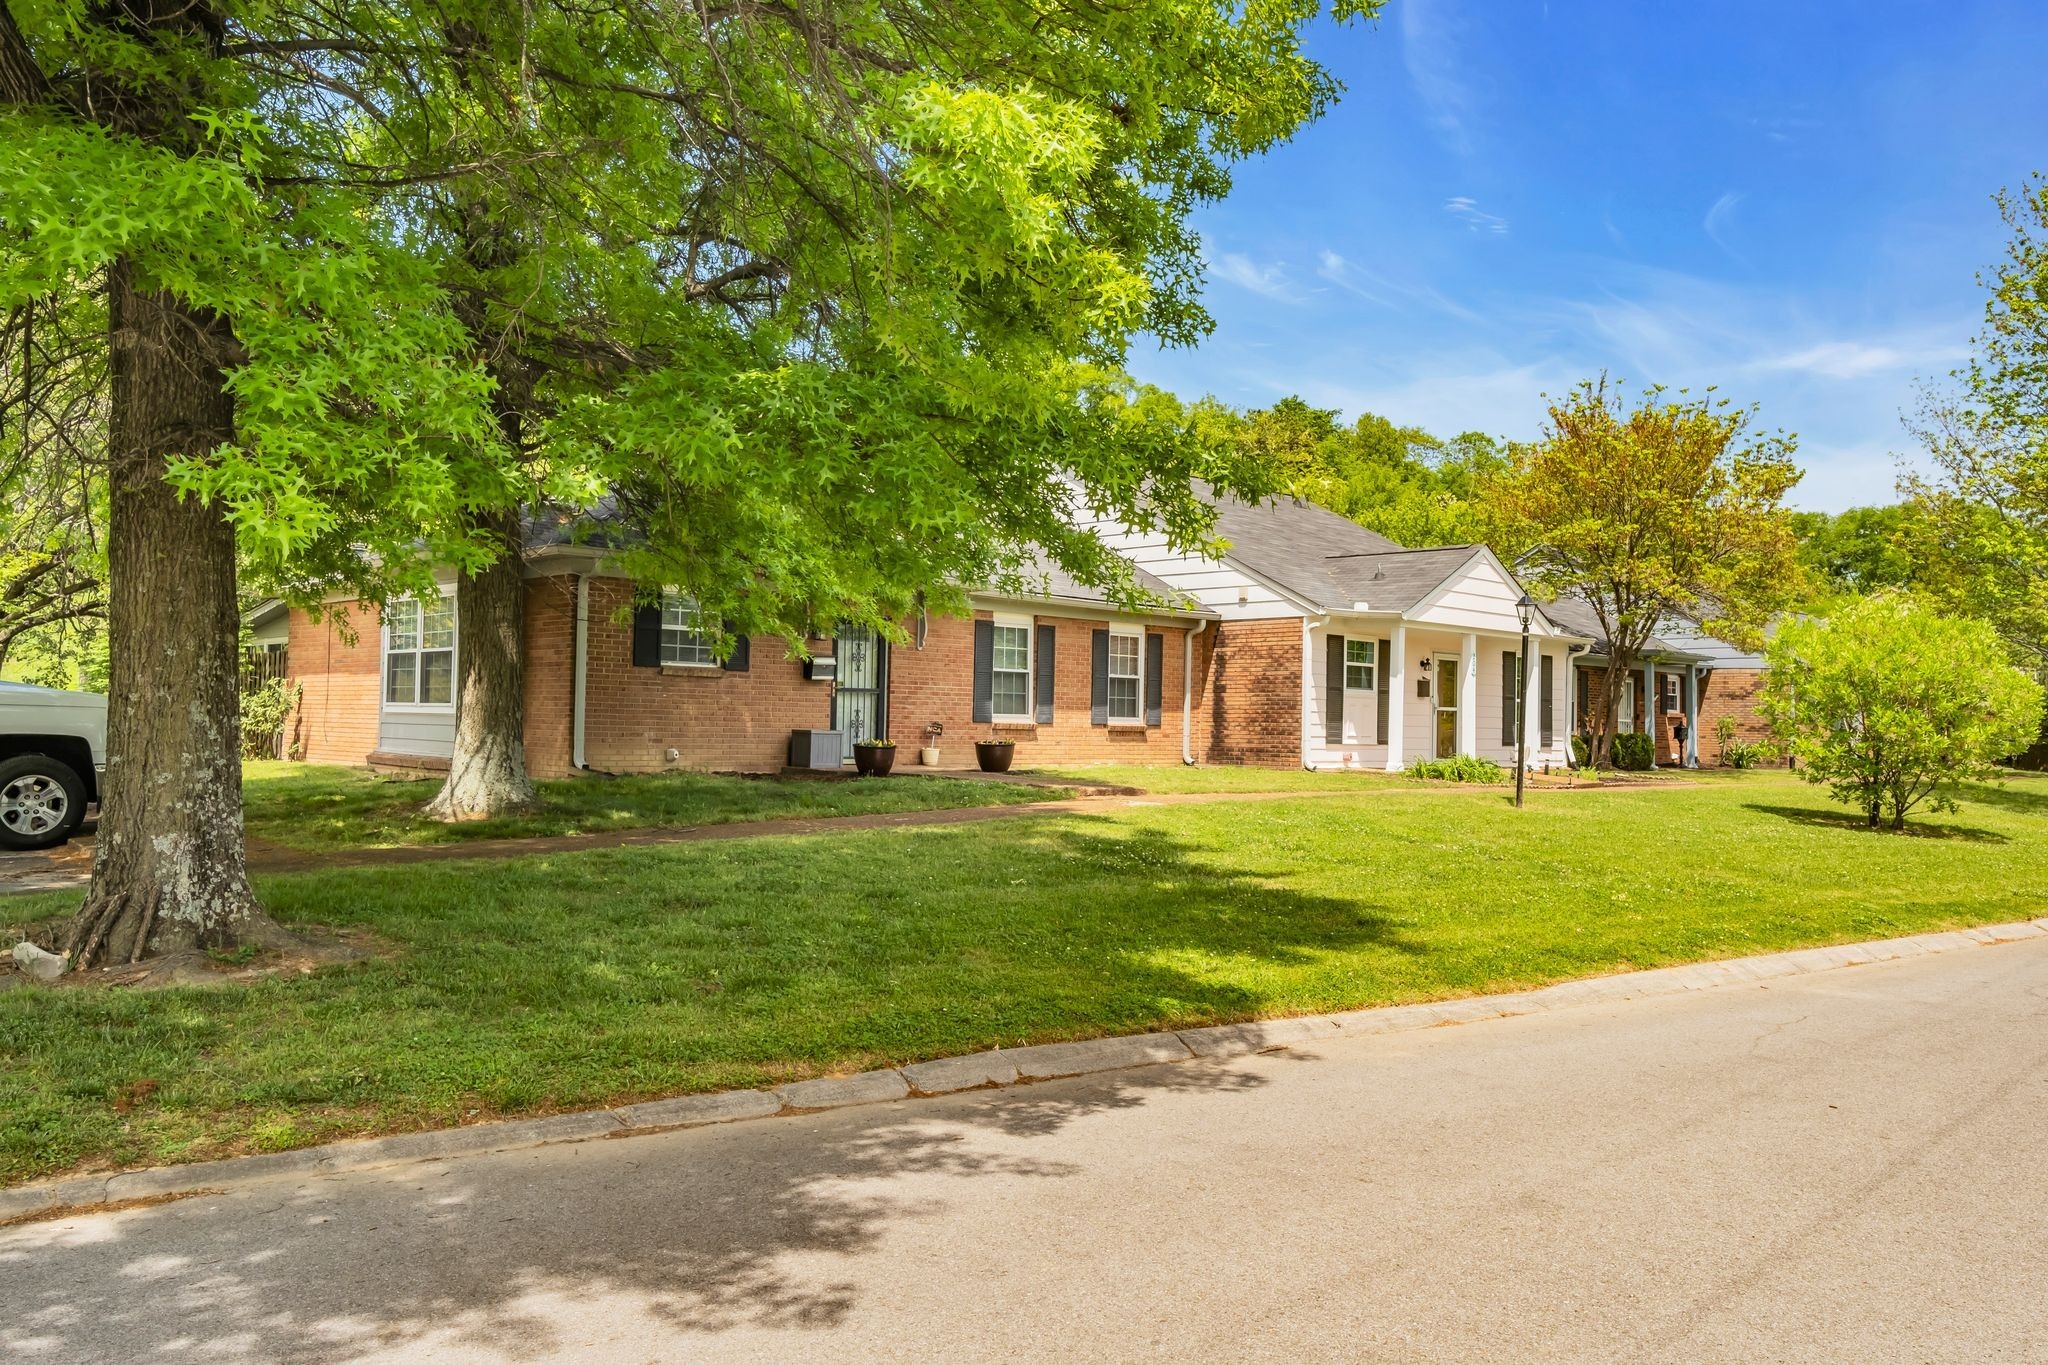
[1541,596,1779,768]
[263,490,1589,777]
[1086,489,1586,772]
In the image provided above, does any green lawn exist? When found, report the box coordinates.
[5,770,2045,1185]
[240,760,1062,851]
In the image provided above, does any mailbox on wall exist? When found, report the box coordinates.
[804,655,838,682]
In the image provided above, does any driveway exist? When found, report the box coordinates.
[6,938,2046,1362]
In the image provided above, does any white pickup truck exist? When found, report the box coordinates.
[0,681,107,850]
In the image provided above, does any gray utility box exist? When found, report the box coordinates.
[788,729,845,770]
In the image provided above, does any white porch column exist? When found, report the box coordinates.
[1684,665,1700,768]
[1641,657,1657,758]
[1524,642,1544,769]
[1459,631,1479,757]
[1385,624,1407,771]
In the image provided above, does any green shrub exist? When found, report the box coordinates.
[240,677,300,759]
[1570,734,1590,767]
[1723,738,1771,769]
[1611,732,1656,771]
[1407,755,1509,784]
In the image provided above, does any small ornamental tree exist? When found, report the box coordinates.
[1758,594,2045,830]
[1487,378,1803,767]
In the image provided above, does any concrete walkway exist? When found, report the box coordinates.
[7,929,2046,1361]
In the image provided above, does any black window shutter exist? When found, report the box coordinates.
[1090,629,1109,726]
[1501,651,1520,746]
[1035,624,1055,724]
[1324,634,1345,744]
[1145,632,1165,727]
[1376,637,1391,741]
[631,601,662,668]
[722,630,750,672]
[971,619,994,723]
[1540,654,1555,746]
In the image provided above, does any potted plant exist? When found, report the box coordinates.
[853,738,897,776]
[920,721,944,767]
[974,734,1016,773]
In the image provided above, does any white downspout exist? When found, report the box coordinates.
[1181,617,1209,765]
[571,574,589,770]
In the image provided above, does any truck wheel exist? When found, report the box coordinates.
[0,754,87,851]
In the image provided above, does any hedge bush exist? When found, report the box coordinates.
[1611,732,1656,771]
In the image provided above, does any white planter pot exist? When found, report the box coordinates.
[920,746,942,767]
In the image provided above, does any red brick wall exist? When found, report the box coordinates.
[1197,619,1303,768]
[575,577,831,773]
[285,603,381,765]
[522,576,577,778]
[888,610,1192,766]
[1697,667,1783,764]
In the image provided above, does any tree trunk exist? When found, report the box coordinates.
[1592,661,1621,767]
[65,265,280,969]
[424,504,538,820]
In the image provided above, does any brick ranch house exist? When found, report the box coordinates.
[262,491,1638,777]
[1538,596,1779,767]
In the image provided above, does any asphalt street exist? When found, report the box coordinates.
[6,936,2046,1362]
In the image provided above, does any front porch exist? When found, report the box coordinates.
[1573,656,1709,767]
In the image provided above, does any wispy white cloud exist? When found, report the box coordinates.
[1316,250,1486,324]
[1207,248,1302,304]
[1702,190,1744,256]
[1751,338,1968,380]
[1402,0,1479,156]
[1444,196,1509,235]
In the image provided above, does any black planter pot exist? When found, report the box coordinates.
[854,744,897,776]
[974,741,1016,773]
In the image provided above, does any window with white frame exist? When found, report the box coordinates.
[1344,637,1376,691]
[385,594,455,706]
[661,591,716,667]
[990,618,1032,720]
[1107,627,1142,722]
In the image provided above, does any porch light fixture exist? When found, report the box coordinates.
[1418,657,1432,672]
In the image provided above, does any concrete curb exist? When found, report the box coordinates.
[7,916,2044,1223]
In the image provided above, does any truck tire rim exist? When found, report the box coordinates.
[1,774,68,837]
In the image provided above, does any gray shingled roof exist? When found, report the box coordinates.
[987,551,1214,618]
[1538,595,1708,661]
[1206,489,1496,613]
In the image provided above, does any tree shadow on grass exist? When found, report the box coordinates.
[2,1058,1295,1361]
[1741,803,2011,844]
[1952,778,2048,817]
[0,812,1424,1358]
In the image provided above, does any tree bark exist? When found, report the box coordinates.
[65,264,279,968]
[424,504,538,820]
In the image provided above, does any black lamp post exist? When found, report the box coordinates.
[1515,594,1534,809]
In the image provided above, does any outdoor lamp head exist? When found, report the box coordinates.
[1516,594,1535,630]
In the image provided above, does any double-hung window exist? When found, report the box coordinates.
[661,592,716,667]
[990,618,1032,721]
[1344,638,1376,691]
[1107,627,1142,723]
[386,594,455,706]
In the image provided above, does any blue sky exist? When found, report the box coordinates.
[1130,0,2048,511]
